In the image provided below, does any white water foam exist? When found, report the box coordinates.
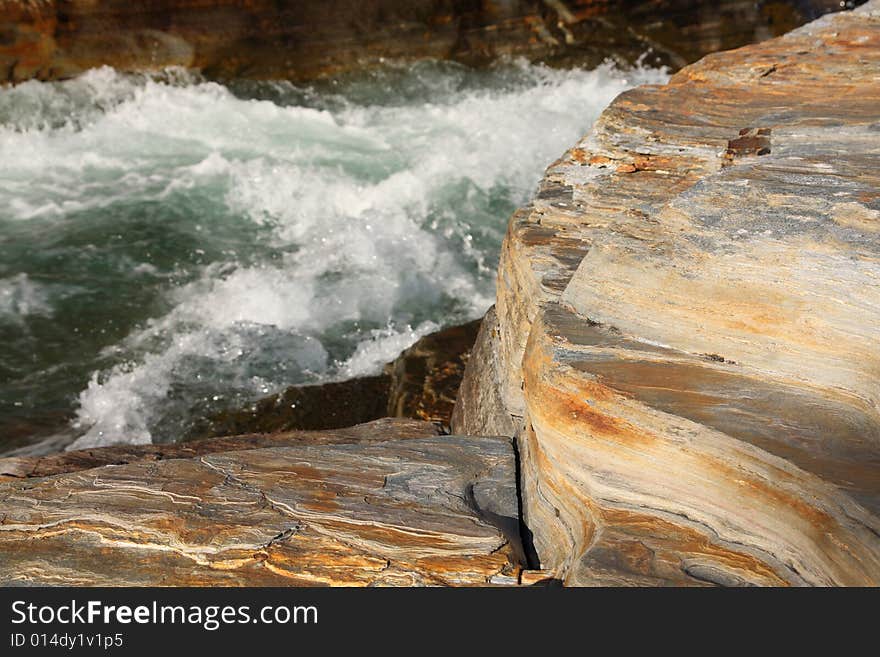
[0,273,54,321]
[0,62,667,450]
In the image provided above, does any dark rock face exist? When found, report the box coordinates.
[187,374,393,439]
[0,0,861,84]
[188,320,482,441]
[386,318,481,429]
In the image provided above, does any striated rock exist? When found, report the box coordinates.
[0,419,523,585]
[454,2,880,585]
[0,0,859,84]
[450,307,516,438]
[0,417,440,480]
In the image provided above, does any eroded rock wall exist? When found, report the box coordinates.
[0,0,859,83]
[454,1,880,586]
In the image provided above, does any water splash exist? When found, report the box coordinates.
[0,60,667,452]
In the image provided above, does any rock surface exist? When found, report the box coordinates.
[2,2,878,589]
[451,307,517,439]
[0,0,857,84]
[454,1,880,585]
[0,419,523,585]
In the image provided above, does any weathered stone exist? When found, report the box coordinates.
[0,421,522,586]
[0,0,859,84]
[450,308,516,438]
[0,417,440,480]
[519,569,560,586]
[455,1,880,585]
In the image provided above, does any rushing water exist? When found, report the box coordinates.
[0,60,666,454]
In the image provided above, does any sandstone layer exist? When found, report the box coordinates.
[0,419,524,585]
[453,2,880,585]
[0,0,857,84]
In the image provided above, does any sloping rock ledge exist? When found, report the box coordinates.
[453,1,880,585]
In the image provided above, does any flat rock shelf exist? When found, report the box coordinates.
[454,1,880,585]
[0,419,523,586]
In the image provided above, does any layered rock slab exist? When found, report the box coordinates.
[0,420,522,586]
[0,417,440,480]
[454,2,880,585]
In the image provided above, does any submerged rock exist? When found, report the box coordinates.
[454,1,880,585]
[0,0,860,84]
[188,320,482,441]
[187,375,393,439]
[0,419,523,585]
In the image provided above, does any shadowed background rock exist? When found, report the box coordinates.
[1,1,879,587]
[0,0,863,83]
[453,1,880,586]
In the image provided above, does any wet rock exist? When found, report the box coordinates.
[0,0,860,84]
[386,318,481,430]
[189,320,482,441]
[0,421,522,586]
[187,375,392,440]
[455,1,880,585]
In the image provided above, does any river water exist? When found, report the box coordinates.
[0,60,666,454]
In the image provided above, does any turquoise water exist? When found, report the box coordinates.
[0,60,666,454]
